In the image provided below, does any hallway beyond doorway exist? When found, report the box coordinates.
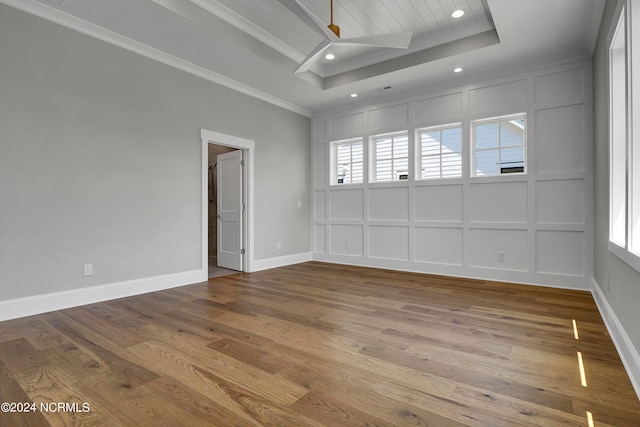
[207,256,237,278]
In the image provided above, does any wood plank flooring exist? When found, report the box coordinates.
[0,262,638,426]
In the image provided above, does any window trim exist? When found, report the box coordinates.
[608,0,640,274]
[330,137,364,186]
[609,7,627,249]
[471,113,527,178]
[415,122,463,180]
[370,130,410,183]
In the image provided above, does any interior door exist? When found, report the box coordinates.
[217,150,243,271]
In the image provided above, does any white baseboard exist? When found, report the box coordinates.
[250,252,312,272]
[0,269,203,321]
[312,253,590,291]
[591,278,640,399]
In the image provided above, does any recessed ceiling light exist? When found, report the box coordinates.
[350,93,358,98]
[325,53,335,60]
[454,67,463,73]
[451,9,464,18]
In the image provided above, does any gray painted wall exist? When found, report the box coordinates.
[0,5,310,300]
[593,0,640,352]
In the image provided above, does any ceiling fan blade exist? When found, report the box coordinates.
[276,0,338,41]
[334,32,413,49]
[294,39,333,74]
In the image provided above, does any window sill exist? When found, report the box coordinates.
[609,241,640,274]
[329,183,364,188]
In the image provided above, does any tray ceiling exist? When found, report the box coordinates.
[7,0,605,115]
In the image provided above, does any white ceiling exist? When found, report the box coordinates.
[10,0,605,116]
[212,0,496,76]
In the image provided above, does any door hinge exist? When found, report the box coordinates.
[240,249,245,255]
[240,160,245,167]
[242,204,246,211]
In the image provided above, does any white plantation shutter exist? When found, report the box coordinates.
[334,138,363,184]
[372,132,409,182]
[472,115,526,177]
[417,125,462,179]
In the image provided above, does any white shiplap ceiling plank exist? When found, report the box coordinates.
[411,0,440,39]
[462,0,479,23]
[346,1,395,35]
[382,0,423,34]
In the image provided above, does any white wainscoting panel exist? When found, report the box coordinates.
[536,231,585,276]
[536,179,585,225]
[314,224,326,253]
[414,92,462,125]
[467,182,528,223]
[534,68,584,105]
[414,184,463,222]
[330,189,364,220]
[314,143,327,187]
[311,60,592,290]
[369,187,409,220]
[313,120,326,141]
[314,191,326,220]
[369,226,409,261]
[469,80,527,115]
[329,112,364,139]
[330,224,364,256]
[468,228,528,271]
[535,104,585,174]
[368,103,408,132]
[414,227,463,265]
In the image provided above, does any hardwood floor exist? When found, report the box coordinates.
[0,262,638,426]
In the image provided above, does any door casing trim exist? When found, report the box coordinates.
[201,129,255,279]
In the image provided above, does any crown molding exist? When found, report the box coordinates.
[152,0,326,77]
[0,0,312,117]
[189,0,302,63]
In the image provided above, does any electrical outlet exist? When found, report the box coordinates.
[276,241,281,250]
[297,200,302,208]
[497,251,505,262]
[83,263,93,276]
[345,241,351,250]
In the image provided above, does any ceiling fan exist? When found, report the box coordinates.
[277,0,413,74]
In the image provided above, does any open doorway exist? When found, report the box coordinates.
[201,129,255,281]
[207,144,237,278]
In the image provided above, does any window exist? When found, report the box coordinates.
[610,10,627,248]
[371,131,409,182]
[417,124,462,179]
[332,138,363,185]
[472,114,526,177]
[609,1,640,271]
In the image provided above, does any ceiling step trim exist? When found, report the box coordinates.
[0,0,312,117]
[187,0,302,63]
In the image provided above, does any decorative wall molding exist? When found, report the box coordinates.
[591,278,640,399]
[311,60,593,291]
[0,0,311,117]
[0,270,203,322]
